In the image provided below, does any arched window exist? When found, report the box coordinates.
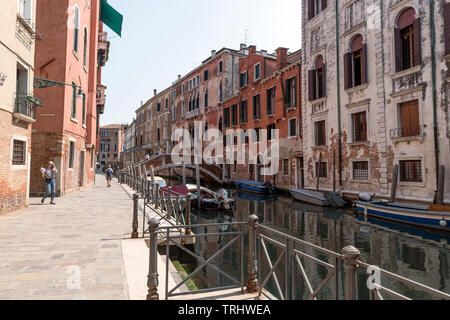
[204,89,208,109]
[73,6,80,53]
[395,8,421,72]
[344,35,367,89]
[83,28,88,66]
[308,55,326,101]
[219,83,223,102]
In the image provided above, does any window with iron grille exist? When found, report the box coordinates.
[352,111,367,142]
[352,161,369,181]
[401,26,414,71]
[12,140,26,165]
[69,141,75,168]
[315,161,327,178]
[400,160,422,182]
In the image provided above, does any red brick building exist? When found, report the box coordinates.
[98,124,126,167]
[30,0,111,196]
[223,47,303,189]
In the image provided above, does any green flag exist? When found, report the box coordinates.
[100,0,123,37]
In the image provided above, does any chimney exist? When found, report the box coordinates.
[248,45,256,55]
[261,50,267,56]
[154,89,157,96]
[178,75,181,80]
[276,47,289,70]
[211,50,216,57]
[240,43,247,50]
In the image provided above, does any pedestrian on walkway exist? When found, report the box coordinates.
[41,161,57,205]
[105,165,113,188]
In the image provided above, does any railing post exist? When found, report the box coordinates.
[342,246,360,300]
[166,188,172,220]
[132,193,139,239]
[185,195,191,235]
[147,218,160,300]
[246,214,259,293]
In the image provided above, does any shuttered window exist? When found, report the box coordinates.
[309,0,327,20]
[315,120,326,146]
[240,100,248,124]
[395,8,421,72]
[400,160,422,182]
[223,107,230,128]
[345,36,367,89]
[69,141,75,169]
[352,111,367,142]
[399,100,420,137]
[285,76,297,108]
[253,94,261,120]
[231,104,238,126]
[267,87,276,115]
[267,124,276,141]
[315,162,327,178]
[309,56,326,101]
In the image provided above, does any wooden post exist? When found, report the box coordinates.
[185,195,191,235]
[316,153,322,192]
[150,165,155,184]
[436,165,445,205]
[183,164,187,185]
[196,163,201,209]
[333,150,336,192]
[390,165,399,203]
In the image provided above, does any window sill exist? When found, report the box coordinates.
[71,117,78,123]
[82,124,86,129]
[312,146,328,151]
[309,96,327,104]
[350,179,371,184]
[267,113,275,118]
[345,83,368,94]
[399,181,425,188]
[253,118,261,122]
[12,164,27,171]
[391,135,425,144]
[348,141,370,147]
[391,65,421,80]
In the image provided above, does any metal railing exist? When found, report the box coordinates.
[14,93,39,119]
[390,125,426,139]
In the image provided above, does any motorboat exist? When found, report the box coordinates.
[186,184,234,211]
[289,188,346,208]
[233,180,278,194]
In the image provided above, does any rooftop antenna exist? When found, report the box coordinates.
[244,29,252,45]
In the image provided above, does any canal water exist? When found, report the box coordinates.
[181,189,450,300]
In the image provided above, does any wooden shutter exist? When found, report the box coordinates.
[308,70,316,101]
[413,18,422,67]
[322,64,326,97]
[362,44,368,84]
[445,3,450,55]
[322,0,327,10]
[394,28,403,72]
[344,53,352,89]
[308,0,314,20]
[400,101,419,137]
[292,76,297,107]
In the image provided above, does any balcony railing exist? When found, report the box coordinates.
[14,93,40,122]
[390,126,426,140]
[312,100,327,115]
[96,85,106,114]
[98,32,108,67]
[185,108,200,120]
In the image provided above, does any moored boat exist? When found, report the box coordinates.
[233,180,278,195]
[288,188,346,208]
[355,200,450,232]
[186,184,234,211]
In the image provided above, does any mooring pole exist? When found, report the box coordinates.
[132,193,139,239]
[390,165,399,203]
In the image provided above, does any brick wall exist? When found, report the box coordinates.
[0,110,31,214]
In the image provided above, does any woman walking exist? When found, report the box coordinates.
[41,161,57,205]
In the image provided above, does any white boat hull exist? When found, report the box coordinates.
[289,188,329,207]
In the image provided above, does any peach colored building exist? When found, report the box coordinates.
[99,124,126,167]
[30,0,110,196]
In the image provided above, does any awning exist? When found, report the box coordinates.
[100,0,123,37]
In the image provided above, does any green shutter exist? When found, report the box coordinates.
[100,0,123,37]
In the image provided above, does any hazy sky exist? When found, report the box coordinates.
[100,0,302,126]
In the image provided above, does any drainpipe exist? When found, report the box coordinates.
[335,0,343,187]
[429,0,440,201]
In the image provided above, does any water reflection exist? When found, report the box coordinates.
[187,190,450,299]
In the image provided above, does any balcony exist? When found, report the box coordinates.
[186,108,200,120]
[13,93,41,123]
[98,32,109,67]
[390,126,426,143]
[285,103,296,111]
[96,85,107,114]
[311,100,327,115]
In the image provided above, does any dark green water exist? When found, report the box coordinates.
[180,189,450,300]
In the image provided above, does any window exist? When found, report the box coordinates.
[231,104,238,126]
[395,8,421,72]
[254,63,261,81]
[157,128,161,142]
[353,161,369,181]
[352,111,367,142]
[289,118,297,137]
[309,55,326,101]
[267,87,276,116]
[224,107,230,128]
[345,35,367,89]
[400,160,422,182]
[285,76,297,108]
[219,61,223,73]
[253,94,261,120]
[73,6,80,53]
[182,84,185,94]
[240,70,248,87]
[308,0,327,20]
[18,0,33,20]
[157,102,161,113]
[165,99,168,110]
[204,70,209,81]
[82,93,86,125]
[399,100,420,137]
[252,128,261,143]
[240,100,248,124]
[219,83,223,102]
[445,3,450,55]
[71,82,77,118]
[315,161,327,178]
[196,75,200,85]
[12,140,26,165]
[315,120,326,146]
[204,90,208,109]
[283,159,290,176]
[69,141,75,168]
[267,124,276,141]
[90,150,94,168]
[83,28,88,66]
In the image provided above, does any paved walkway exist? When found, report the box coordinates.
[0,175,133,300]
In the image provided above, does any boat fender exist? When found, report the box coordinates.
[440,219,448,227]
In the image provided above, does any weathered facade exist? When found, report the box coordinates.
[122,118,136,165]
[302,0,450,204]
[0,0,38,213]
[98,124,126,167]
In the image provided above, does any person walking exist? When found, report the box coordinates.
[41,161,57,205]
[105,165,113,188]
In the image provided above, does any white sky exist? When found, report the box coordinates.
[101,0,302,126]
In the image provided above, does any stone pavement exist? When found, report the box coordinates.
[0,174,134,300]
